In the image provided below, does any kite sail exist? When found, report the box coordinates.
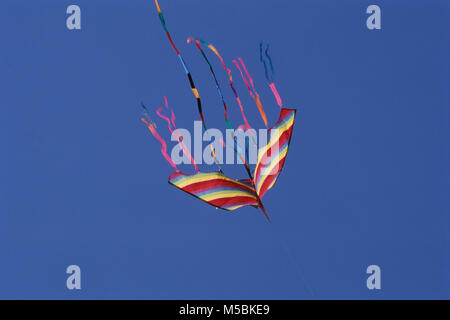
[169,171,260,211]
[253,108,296,198]
[167,108,296,221]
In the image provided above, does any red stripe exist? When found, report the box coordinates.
[254,125,293,182]
[182,179,256,195]
[238,179,254,189]
[166,32,180,54]
[272,109,294,127]
[209,196,259,208]
[169,171,184,180]
[255,121,293,174]
[258,156,287,198]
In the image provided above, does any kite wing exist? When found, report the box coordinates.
[169,171,260,211]
[253,108,296,198]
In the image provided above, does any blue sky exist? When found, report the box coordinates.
[1,0,449,299]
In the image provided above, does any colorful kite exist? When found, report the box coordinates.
[143,0,297,222]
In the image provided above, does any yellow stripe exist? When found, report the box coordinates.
[154,0,162,13]
[201,190,257,201]
[254,115,294,178]
[267,178,277,191]
[257,146,288,192]
[256,114,294,162]
[261,145,289,177]
[192,88,200,99]
[209,144,216,158]
[174,173,220,187]
[209,45,221,58]
[225,205,243,211]
[257,145,288,194]
[226,204,257,211]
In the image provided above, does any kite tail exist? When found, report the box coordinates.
[154,0,206,130]
[195,38,254,135]
[264,44,274,77]
[156,107,199,172]
[259,42,272,82]
[187,36,257,164]
[154,1,224,171]
[187,38,233,131]
[162,96,177,129]
[233,58,268,126]
[269,82,283,107]
[238,58,267,118]
[160,98,199,171]
[163,96,183,140]
[141,116,178,170]
[156,107,173,131]
[259,42,283,107]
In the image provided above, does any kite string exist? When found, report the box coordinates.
[270,221,316,298]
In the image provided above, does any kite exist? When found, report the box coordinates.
[143,0,297,222]
[168,108,296,222]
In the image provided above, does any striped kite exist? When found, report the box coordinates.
[144,0,297,222]
[169,108,296,222]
